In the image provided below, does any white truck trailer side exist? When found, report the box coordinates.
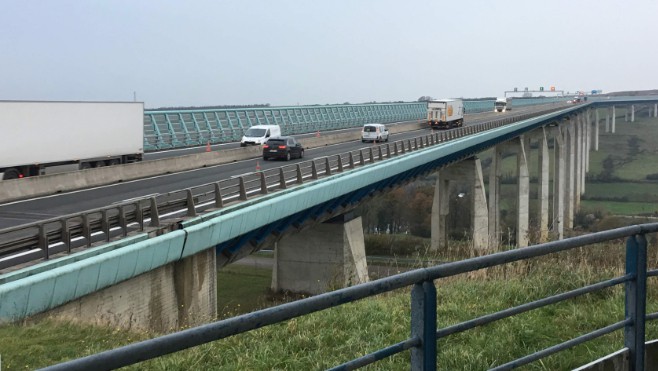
[427,99,464,129]
[0,101,144,180]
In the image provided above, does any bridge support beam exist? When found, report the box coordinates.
[552,126,565,239]
[514,136,530,247]
[631,105,635,122]
[565,119,576,229]
[654,103,657,118]
[537,127,549,243]
[595,109,600,151]
[605,108,610,133]
[612,106,616,133]
[38,248,217,332]
[575,116,583,207]
[488,146,503,250]
[432,157,488,252]
[271,213,369,295]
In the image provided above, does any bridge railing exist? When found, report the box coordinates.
[43,223,658,370]
[0,105,570,271]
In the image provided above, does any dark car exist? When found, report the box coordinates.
[262,136,304,161]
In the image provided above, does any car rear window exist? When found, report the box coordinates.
[267,139,286,145]
[363,126,378,132]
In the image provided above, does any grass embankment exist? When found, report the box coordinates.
[3,244,658,370]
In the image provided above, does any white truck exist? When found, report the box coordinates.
[1,101,144,180]
[427,99,464,129]
[494,97,513,112]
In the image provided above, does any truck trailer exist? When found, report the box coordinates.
[427,99,464,129]
[0,101,144,180]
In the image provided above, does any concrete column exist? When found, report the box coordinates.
[595,109,600,151]
[432,158,489,251]
[565,120,576,229]
[552,127,565,239]
[654,103,657,117]
[625,108,628,122]
[488,146,503,250]
[537,127,549,243]
[271,214,369,295]
[574,117,582,211]
[581,114,588,192]
[431,176,450,251]
[515,136,530,247]
[605,108,610,133]
[612,106,616,133]
[631,105,635,122]
[41,248,217,332]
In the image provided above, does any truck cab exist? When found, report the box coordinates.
[494,97,507,112]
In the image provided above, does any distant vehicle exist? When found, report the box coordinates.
[262,136,304,161]
[427,99,464,129]
[0,101,144,180]
[494,97,512,112]
[361,123,389,143]
[241,124,281,147]
[572,97,581,104]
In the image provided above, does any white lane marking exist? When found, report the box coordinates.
[111,194,159,204]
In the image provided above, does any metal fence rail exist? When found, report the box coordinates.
[0,106,569,271]
[142,98,570,151]
[43,224,658,370]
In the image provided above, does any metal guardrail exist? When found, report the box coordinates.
[43,223,658,370]
[0,105,570,271]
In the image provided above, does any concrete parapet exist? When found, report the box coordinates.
[271,214,369,295]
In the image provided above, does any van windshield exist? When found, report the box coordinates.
[244,128,267,137]
[363,126,378,133]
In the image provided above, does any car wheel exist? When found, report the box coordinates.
[263,156,268,161]
[299,150,304,159]
[286,152,291,161]
[361,139,365,143]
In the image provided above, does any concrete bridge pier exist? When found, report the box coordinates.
[514,136,530,247]
[605,108,610,133]
[536,127,550,243]
[488,146,503,250]
[631,105,635,122]
[654,103,657,117]
[594,109,599,151]
[552,126,566,240]
[565,119,576,229]
[431,157,488,252]
[612,106,616,133]
[40,248,217,332]
[271,213,369,295]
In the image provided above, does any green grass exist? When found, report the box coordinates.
[3,263,658,370]
[217,264,273,318]
[580,200,658,215]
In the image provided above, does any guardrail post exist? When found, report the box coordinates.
[394,142,399,155]
[311,161,319,179]
[359,150,365,166]
[186,189,198,216]
[239,177,248,200]
[82,213,92,247]
[411,280,437,371]
[625,234,647,371]
[296,164,304,184]
[60,219,71,253]
[279,168,287,189]
[149,197,160,227]
[349,152,355,168]
[214,182,224,208]
[368,147,374,163]
[101,209,110,242]
[38,224,49,260]
[259,173,269,195]
[336,154,343,172]
[118,206,128,237]
[325,157,332,175]
[386,143,391,157]
[402,141,407,153]
[414,138,418,149]
[378,146,383,160]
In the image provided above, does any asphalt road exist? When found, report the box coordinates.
[0,104,564,230]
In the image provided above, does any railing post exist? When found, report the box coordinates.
[625,234,647,371]
[279,168,287,189]
[260,172,269,195]
[336,154,343,172]
[325,157,332,175]
[296,164,304,184]
[214,182,224,208]
[378,146,383,160]
[239,177,248,200]
[349,152,355,168]
[149,197,160,227]
[82,213,92,246]
[38,224,49,260]
[186,189,198,216]
[60,218,71,253]
[411,280,437,371]
[311,161,319,179]
[368,147,374,163]
[359,150,365,166]
[101,209,111,241]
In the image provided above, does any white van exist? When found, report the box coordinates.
[361,123,389,143]
[240,125,281,146]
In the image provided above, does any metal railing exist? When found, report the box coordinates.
[0,106,570,271]
[43,223,658,370]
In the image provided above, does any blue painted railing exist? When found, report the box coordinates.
[44,223,658,370]
[142,97,569,151]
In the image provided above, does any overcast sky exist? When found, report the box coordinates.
[2,1,656,108]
